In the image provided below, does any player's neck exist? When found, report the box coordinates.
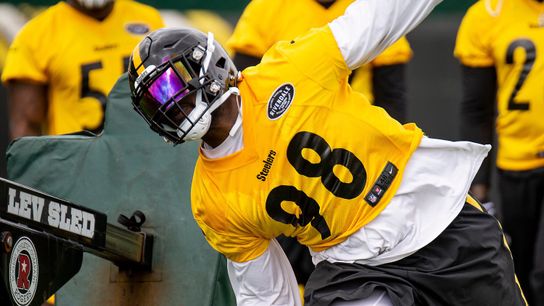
[66,0,114,21]
[202,95,241,148]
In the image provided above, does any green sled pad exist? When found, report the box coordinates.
[6,74,235,306]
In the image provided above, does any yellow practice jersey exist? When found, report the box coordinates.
[226,0,412,102]
[1,0,164,135]
[454,0,544,171]
[193,27,424,263]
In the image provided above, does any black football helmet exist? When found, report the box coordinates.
[128,27,239,144]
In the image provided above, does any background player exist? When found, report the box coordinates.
[227,0,413,292]
[455,0,544,304]
[1,0,164,139]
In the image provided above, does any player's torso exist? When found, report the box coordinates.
[193,59,422,252]
[488,0,544,169]
[44,2,157,135]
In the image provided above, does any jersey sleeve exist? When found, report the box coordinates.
[196,217,271,263]
[371,36,413,67]
[329,0,441,70]
[1,16,50,84]
[453,2,495,67]
[226,0,277,58]
[227,239,302,306]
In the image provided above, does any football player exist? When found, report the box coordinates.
[227,0,413,292]
[128,0,526,304]
[454,0,544,304]
[227,0,412,123]
[1,0,164,139]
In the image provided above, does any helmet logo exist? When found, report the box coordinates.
[267,83,295,120]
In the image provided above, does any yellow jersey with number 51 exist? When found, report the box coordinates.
[454,0,544,171]
[1,1,164,135]
[192,26,424,263]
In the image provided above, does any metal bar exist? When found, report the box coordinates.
[106,224,144,262]
[84,224,153,269]
[0,178,153,269]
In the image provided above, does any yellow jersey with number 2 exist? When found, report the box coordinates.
[455,0,544,171]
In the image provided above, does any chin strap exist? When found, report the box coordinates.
[208,87,240,114]
[229,95,243,137]
[177,87,240,141]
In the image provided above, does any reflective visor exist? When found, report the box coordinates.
[148,67,189,105]
[139,62,193,120]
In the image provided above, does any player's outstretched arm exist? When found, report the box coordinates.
[330,0,442,70]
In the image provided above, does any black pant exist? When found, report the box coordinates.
[305,202,526,306]
[499,167,544,306]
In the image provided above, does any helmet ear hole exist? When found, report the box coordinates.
[215,57,226,69]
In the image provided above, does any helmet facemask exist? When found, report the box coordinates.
[131,32,239,145]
